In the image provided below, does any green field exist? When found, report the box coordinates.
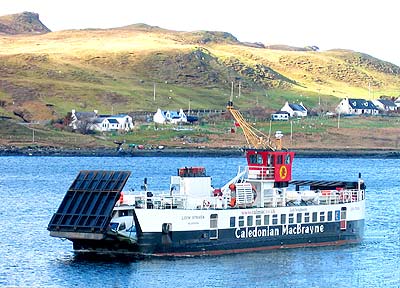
[2,112,398,151]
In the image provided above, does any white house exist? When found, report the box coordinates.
[153,108,187,124]
[70,109,133,132]
[94,114,134,132]
[271,111,290,121]
[372,99,397,112]
[395,97,400,109]
[153,108,166,124]
[280,102,307,117]
[336,98,379,115]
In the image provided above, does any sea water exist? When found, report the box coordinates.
[0,155,398,287]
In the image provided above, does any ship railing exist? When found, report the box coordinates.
[239,165,275,180]
[121,193,187,209]
[260,188,365,208]
[318,189,364,205]
[125,193,228,210]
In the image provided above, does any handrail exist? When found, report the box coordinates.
[117,187,365,210]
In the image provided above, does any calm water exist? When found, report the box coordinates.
[0,155,399,288]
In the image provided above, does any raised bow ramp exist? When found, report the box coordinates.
[48,170,131,240]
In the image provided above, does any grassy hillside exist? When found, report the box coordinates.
[0,22,399,122]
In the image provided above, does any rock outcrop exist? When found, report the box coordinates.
[0,12,50,35]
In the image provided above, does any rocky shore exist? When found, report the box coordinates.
[1,145,400,158]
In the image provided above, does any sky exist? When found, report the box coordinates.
[2,0,399,66]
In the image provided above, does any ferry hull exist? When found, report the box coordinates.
[71,219,364,257]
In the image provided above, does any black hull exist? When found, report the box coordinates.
[71,219,364,257]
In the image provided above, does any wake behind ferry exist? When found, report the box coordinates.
[48,102,365,256]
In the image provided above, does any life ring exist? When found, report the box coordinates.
[203,200,211,209]
[119,192,124,204]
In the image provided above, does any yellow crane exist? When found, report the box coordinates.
[227,101,277,150]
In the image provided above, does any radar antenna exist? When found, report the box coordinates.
[227,101,275,150]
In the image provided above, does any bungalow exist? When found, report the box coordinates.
[94,114,134,132]
[372,99,397,112]
[271,111,290,121]
[153,108,187,124]
[280,102,307,117]
[336,98,379,115]
[70,109,133,132]
[394,97,400,109]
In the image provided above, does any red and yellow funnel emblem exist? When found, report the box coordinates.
[279,166,288,180]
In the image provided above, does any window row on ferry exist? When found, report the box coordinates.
[229,210,340,228]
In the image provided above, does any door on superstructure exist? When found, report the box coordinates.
[340,207,347,230]
[209,214,218,240]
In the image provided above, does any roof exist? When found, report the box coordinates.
[347,99,377,110]
[75,111,97,119]
[289,103,306,111]
[107,118,119,124]
[378,99,396,107]
[112,114,130,119]
[290,180,359,189]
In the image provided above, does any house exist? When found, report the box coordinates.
[70,109,98,130]
[372,99,397,112]
[271,111,290,121]
[153,108,187,124]
[280,102,307,117]
[153,109,166,124]
[335,98,379,115]
[393,97,400,109]
[94,114,134,132]
[70,109,133,132]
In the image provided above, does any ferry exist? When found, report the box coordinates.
[48,102,365,256]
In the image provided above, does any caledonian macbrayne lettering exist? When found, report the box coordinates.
[235,224,325,239]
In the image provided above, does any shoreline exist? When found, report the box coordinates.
[1,146,400,158]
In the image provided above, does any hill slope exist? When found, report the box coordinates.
[0,12,399,121]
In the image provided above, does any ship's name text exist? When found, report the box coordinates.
[235,224,325,239]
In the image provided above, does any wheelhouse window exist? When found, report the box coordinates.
[277,155,283,165]
[267,155,273,166]
[249,154,263,165]
[285,154,291,164]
